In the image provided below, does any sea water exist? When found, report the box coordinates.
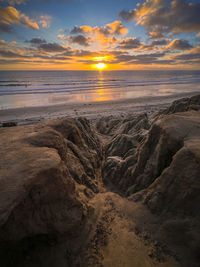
[0,70,200,109]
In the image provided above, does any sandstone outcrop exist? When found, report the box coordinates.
[128,111,200,210]
[0,94,200,267]
[101,113,150,191]
[0,117,103,265]
[127,110,200,267]
[102,95,200,196]
[101,95,200,267]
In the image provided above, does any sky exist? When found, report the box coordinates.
[0,0,200,70]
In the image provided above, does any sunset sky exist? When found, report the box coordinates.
[0,0,200,70]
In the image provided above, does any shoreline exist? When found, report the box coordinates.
[0,91,199,126]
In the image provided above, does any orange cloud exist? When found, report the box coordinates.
[59,21,127,48]
[0,6,39,31]
[70,20,128,37]
[119,0,200,35]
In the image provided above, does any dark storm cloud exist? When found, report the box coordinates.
[119,0,200,35]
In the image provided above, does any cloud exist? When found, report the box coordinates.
[116,37,170,52]
[0,48,25,58]
[119,0,200,35]
[62,21,128,48]
[0,41,74,64]
[171,46,200,61]
[67,35,91,46]
[0,6,39,32]
[191,46,200,54]
[115,52,167,65]
[39,15,52,28]
[117,37,141,49]
[39,42,67,52]
[78,51,173,66]
[148,31,164,39]
[59,34,91,46]
[172,52,200,61]
[0,0,26,5]
[0,21,12,32]
[151,38,170,46]
[70,20,128,37]
[167,39,193,50]
[70,25,92,35]
[105,21,128,35]
[25,38,47,45]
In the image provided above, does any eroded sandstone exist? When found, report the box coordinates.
[0,94,200,267]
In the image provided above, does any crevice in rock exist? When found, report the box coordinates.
[0,95,200,267]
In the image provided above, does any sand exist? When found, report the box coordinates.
[0,91,199,126]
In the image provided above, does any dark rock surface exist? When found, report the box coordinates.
[101,113,150,192]
[100,95,200,267]
[127,110,200,266]
[0,117,103,266]
[129,111,200,213]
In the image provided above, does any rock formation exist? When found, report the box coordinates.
[0,117,103,266]
[0,94,200,266]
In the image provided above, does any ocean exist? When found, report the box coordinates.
[0,70,200,110]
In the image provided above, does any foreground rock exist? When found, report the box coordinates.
[0,117,102,266]
[125,111,200,265]
[0,94,200,267]
[100,95,200,267]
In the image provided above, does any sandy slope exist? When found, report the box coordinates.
[84,192,179,267]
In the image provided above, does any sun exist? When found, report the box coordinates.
[95,62,107,70]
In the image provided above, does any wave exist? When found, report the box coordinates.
[0,77,200,96]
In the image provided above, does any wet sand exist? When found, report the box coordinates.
[0,91,199,126]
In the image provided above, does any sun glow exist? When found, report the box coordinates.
[95,62,107,70]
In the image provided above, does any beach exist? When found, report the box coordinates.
[1,91,200,126]
[1,70,200,125]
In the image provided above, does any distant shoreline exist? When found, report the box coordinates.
[0,91,199,126]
